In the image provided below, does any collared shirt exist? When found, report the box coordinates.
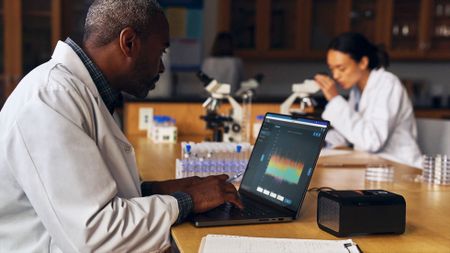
[64,37,121,114]
[170,192,194,224]
[66,38,194,223]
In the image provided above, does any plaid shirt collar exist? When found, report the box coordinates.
[64,38,121,114]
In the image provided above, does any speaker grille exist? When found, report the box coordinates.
[318,196,340,232]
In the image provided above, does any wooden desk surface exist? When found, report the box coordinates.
[128,135,450,253]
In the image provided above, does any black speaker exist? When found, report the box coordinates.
[317,190,406,237]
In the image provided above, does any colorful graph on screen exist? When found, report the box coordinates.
[265,154,304,184]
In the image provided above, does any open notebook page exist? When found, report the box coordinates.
[199,234,361,253]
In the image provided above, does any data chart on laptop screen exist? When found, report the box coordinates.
[240,114,327,211]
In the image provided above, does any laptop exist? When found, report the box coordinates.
[192,112,330,227]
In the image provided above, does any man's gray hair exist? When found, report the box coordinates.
[84,0,163,46]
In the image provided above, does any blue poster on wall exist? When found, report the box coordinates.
[159,0,203,71]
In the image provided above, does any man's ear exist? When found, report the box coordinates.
[119,27,139,58]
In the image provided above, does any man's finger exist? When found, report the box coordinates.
[222,182,238,193]
[222,183,243,209]
[224,192,243,209]
[204,174,228,181]
[215,174,229,181]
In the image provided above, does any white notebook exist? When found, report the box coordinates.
[199,234,361,253]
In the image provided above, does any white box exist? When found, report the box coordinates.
[150,125,177,143]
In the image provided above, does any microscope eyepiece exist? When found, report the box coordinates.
[254,73,264,83]
[196,71,214,86]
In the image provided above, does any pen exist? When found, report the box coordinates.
[319,163,389,168]
[226,172,244,183]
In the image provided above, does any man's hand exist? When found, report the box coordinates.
[143,176,202,196]
[314,74,339,101]
[183,174,243,213]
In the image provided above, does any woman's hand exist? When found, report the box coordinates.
[314,74,339,101]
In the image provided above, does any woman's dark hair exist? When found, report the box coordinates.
[211,32,234,57]
[328,32,389,70]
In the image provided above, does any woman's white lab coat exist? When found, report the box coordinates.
[322,68,422,167]
[0,41,179,252]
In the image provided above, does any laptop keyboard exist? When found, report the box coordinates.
[206,196,278,218]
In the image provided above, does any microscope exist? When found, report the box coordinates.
[196,71,243,142]
[280,79,320,116]
[235,74,263,98]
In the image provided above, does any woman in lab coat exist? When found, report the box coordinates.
[201,32,244,93]
[314,32,422,167]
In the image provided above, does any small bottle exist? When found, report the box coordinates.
[239,144,249,173]
[182,144,192,178]
[149,115,161,140]
[198,145,208,177]
[241,93,252,142]
[221,145,231,174]
[190,153,200,177]
[181,142,188,158]
[212,144,222,175]
[205,145,214,177]
[232,144,243,177]
[216,144,226,175]
[198,156,206,177]
[253,115,264,140]
[175,159,183,179]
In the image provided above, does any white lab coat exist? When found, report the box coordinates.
[322,68,422,168]
[0,41,179,252]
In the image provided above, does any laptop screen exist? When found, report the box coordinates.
[240,113,329,212]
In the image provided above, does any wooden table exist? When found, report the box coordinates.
[128,135,450,253]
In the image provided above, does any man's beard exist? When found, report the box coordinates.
[134,75,160,98]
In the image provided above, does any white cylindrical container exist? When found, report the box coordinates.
[252,115,264,140]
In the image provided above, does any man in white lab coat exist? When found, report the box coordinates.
[0,0,241,252]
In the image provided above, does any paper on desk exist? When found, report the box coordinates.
[319,148,353,157]
[199,234,361,253]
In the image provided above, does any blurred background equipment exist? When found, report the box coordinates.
[421,154,450,185]
[280,80,320,116]
[317,190,406,237]
[148,115,178,143]
[197,71,243,142]
[235,73,263,97]
[196,71,264,142]
[235,73,264,142]
[201,32,244,94]
[416,118,450,156]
